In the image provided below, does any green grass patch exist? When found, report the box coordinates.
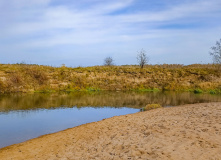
[34,89,56,93]
[209,90,216,94]
[134,88,160,92]
[86,87,101,92]
[61,87,101,92]
[193,89,203,94]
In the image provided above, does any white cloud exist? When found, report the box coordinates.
[116,0,221,23]
[0,0,221,65]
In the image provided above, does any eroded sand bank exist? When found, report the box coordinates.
[0,102,221,160]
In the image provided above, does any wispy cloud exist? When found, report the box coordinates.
[0,0,221,66]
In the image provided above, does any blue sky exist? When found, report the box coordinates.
[0,0,221,66]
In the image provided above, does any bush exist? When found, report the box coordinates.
[25,66,48,84]
[0,80,5,92]
[9,73,23,85]
[209,90,216,94]
[193,89,203,94]
[141,104,162,111]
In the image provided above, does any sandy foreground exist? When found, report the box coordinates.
[0,103,221,160]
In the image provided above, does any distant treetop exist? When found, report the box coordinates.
[104,57,114,66]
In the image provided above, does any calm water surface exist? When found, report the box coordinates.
[0,91,221,148]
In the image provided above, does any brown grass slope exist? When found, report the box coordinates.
[0,63,220,93]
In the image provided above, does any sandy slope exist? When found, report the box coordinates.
[0,102,221,160]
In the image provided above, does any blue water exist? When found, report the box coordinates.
[0,107,138,148]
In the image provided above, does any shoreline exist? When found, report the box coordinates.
[1,88,221,95]
[0,102,221,159]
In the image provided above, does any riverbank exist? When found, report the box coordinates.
[0,63,220,93]
[0,102,221,159]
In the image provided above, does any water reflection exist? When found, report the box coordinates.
[0,91,221,112]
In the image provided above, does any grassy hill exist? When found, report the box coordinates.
[0,63,220,94]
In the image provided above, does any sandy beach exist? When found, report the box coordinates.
[0,102,221,160]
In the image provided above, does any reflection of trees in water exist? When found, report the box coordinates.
[0,92,221,112]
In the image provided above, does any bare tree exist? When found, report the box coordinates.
[104,57,114,66]
[210,39,221,66]
[137,49,149,69]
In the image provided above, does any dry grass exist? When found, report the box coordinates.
[0,63,220,93]
[142,104,162,111]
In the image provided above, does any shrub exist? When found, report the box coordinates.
[25,66,48,84]
[193,89,203,94]
[141,104,162,111]
[9,73,23,85]
[209,90,216,94]
[0,80,5,92]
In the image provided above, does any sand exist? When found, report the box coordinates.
[0,102,221,160]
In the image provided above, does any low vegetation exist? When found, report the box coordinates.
[0,63,220,93]
[141,104,162,111]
